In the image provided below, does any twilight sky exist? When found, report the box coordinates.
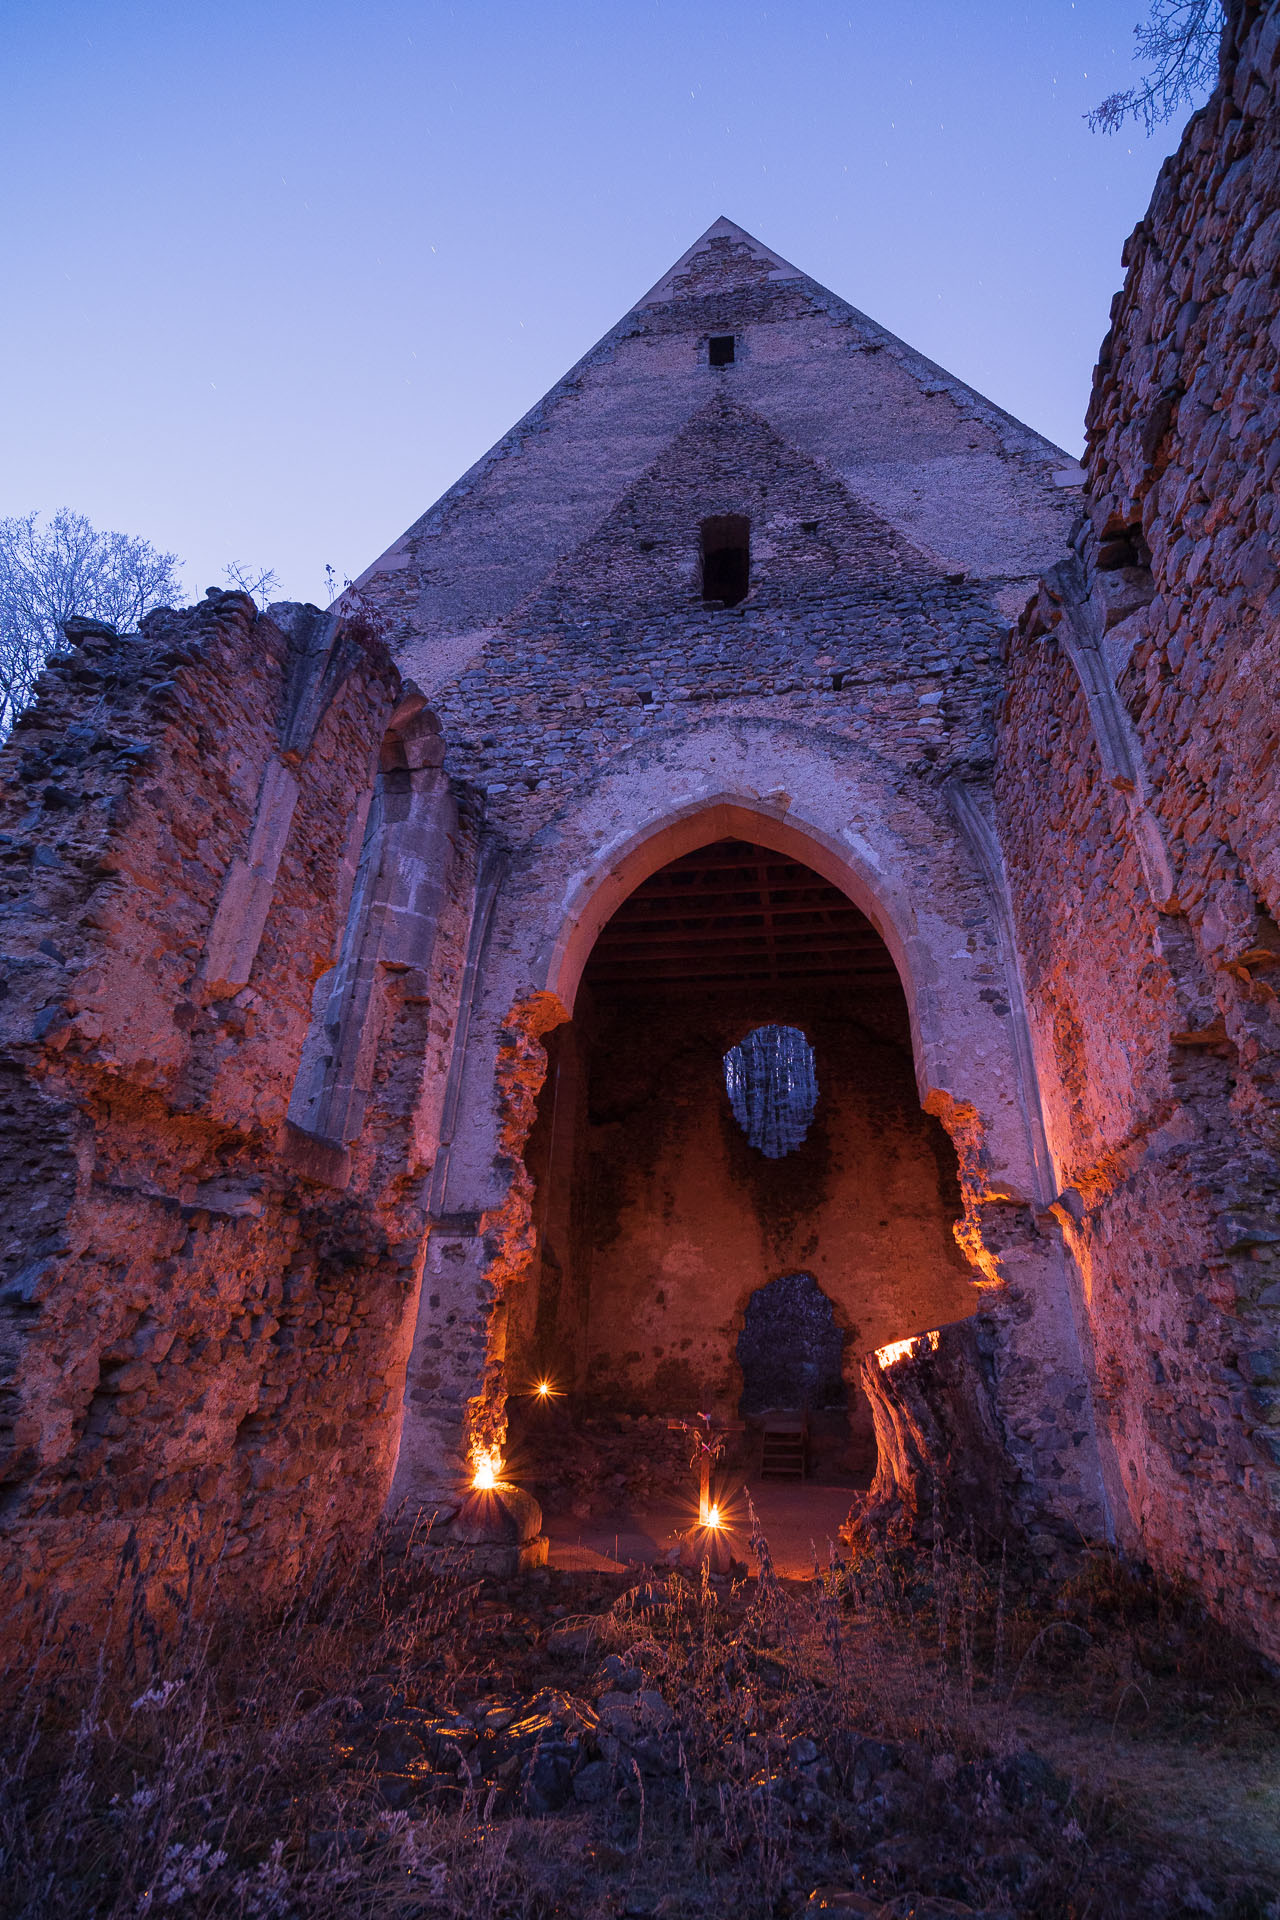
[1,2,1200,607]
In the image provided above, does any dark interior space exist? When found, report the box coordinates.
[737,1269,849,1481]
[507,838,979,1519]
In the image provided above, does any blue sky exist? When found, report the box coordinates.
[0,2,1199,605]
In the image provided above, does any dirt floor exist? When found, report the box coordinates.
[545,1480,863,1578]
[3,1510,1278,1920]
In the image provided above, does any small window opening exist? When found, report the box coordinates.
[831,672,845,691]
[708,334,736,367]
[801,520,819,534]
[639,539,656,553]
[701,514,750,608]
[724,1024,817,1158]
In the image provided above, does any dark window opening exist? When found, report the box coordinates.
[701,514,750,608]
[831,672,845,691]
[639,539,656,552]
[708,334,736,367]
[724,1023,817,1157]
[737,1272,845,1415]
[801,520,819,534]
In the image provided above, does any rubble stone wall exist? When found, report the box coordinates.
[370,321,1087,1529]
[996,0,1280,1656]
[0,592,474,1647]
[354,211,1106,1543]
[555,982,978,1427]
[425,394,1012,835]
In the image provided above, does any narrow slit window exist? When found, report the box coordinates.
[724,1025,817,1158]
[701,513,750,608]
[708,334,736,367]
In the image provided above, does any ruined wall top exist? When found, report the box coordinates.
[1084,0,1280,546]
[995,0,1280,1661]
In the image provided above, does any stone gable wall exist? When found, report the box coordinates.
[996,0,1280,1657]
[355,221,1080,690]
[0,593,473,1646]
[367,283,1106,1541]
[428,396,1009,831]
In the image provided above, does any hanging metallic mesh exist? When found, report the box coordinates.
[723,1024,817,1158]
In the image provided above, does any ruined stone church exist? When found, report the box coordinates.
[3,2,1279,1665]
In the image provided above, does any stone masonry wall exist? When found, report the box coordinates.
[564,982,977,1423]
[0,591,474,1650]
[996,0,1280,1657]
[429,394,1008,831]
[355,215,1080,680]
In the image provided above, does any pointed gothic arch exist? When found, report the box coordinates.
[542,794,922,1054]
[498,803,986,1490]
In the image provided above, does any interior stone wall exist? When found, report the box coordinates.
[504,982,979,1469]
[995,0,1280,1657]
[0,592,475,1647]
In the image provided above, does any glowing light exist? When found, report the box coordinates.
[471,1448,502,1491]
[535,1380,553,1399]
[705,1504,722,1529]
[875,1328,941,1370]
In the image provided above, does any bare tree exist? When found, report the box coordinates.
[222,561,282,609]
[0,509,183,736]
[1089,0,1225,133]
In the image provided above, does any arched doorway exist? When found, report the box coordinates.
[737,1270,850,1480]
[504,834,980,1515]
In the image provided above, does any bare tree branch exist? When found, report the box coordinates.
[222,561,282,609]
[0,509,183,737]
[1088,0,1224,134]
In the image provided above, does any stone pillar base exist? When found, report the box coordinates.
[407,1480,548,1577]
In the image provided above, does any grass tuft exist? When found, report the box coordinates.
[1,1522,1277,1918]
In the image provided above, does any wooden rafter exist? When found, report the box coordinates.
[583,838,897,990]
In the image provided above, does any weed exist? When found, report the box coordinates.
[0,1524,1276,1919]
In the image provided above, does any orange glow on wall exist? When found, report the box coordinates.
[471,1448,502,1490]
[875,1328,941,1370]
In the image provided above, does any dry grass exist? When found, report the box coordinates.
[1,1516,1277,1920]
